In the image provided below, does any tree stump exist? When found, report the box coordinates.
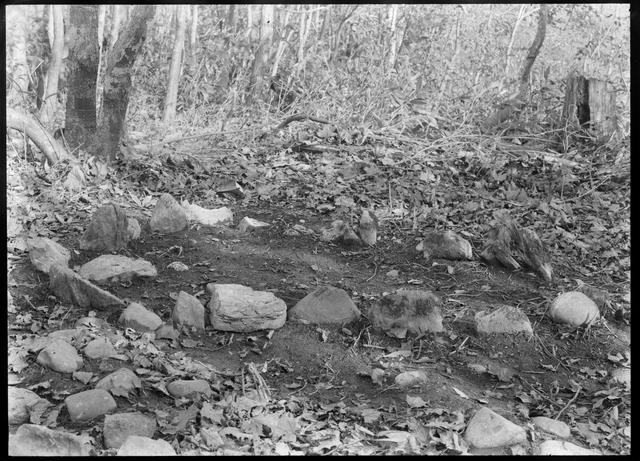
[561,72,617,148]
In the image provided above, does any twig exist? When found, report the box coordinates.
[273,114,330,131]
[555,386,581,420]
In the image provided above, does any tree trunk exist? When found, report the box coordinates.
[39,5,65,127]
[7,108,68,164]
[65,5,100,154]
[561,73,617,147]
[248,4,274,101]
[163,5,187,124]
[518,4,548,96]
[110,5,123,51]
[97,4,154,160]
[226,5,236,33]
[6,6,30,102]
[330,5,358,63]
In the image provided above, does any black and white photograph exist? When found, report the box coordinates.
[6,4,630,455]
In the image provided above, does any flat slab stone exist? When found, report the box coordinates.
[184,202,233,227]
[474,305,533,336]
[207,283,287,332]
[537,440,601,455]
[78,255,157,284]
[103,413,157,449]
[416,230,472,260]
[49,263,124,310]
[9,424,91,456]
[368,290,443,336]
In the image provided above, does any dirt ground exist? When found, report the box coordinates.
[8,201,630,450]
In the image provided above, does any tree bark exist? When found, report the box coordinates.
[97,4,154,160]
[65,5,100,154]
[7,108,68,164]
[6,6,30,101]
[518,4,548,96]
[39,5,65,127]
[163,5,187,124]
[248,4,274,100]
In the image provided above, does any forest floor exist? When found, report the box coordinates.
[7,130,630,455]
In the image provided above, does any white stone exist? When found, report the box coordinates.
[531,416,571,438]
[117,435,176,456]
[464,407,527,448]
[183,201,233,227]
[207,284,286,332]
[474,305,533,336]
[550,291,600,326]
[537,440,601,455]
[394,370,428,388]
[119,303,163,332]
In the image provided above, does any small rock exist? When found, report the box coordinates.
[117,435,176,456]
[368,290,443,335]
[9,424,91,456]
[36,339,84,373]
[289,286,361,324]
[474,305,533,336]
[75,316,108,330]
[79,203,129,251]
[103,413,157,449]
[464,407,527,449]
[65,389,117,421]
[200,426,225,450]
[549,291,600,326]
[72,371,94,384]
[8,387,49,425]
[166,379,212,398]
[119,303,163,332]
[149,193,188,233]
[207,283,287,332]
[96,368,142,397]
[531,416,571,438]
[610,368,630,388]
[385,269,399,279]
[182,201,233,227]
[155,324,180,340]
[358,209,378,246]
[48,263,125,310]
[238,216,270,232]
[537,440,601,455]
[47,328,83,345]
[394,370,428,388]
[167,261,189,272]
[173,291,206,331]
[416,230,472,260]
[127,217,141,241]
[78,255,157,285]
[320,220,362,247]
[27,237,71,273]
[84,337,118,359]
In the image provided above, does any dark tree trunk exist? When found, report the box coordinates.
[65,5,100,154]
[561,73,617,149]
[97,5,154,161]
[518,4,548,96]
